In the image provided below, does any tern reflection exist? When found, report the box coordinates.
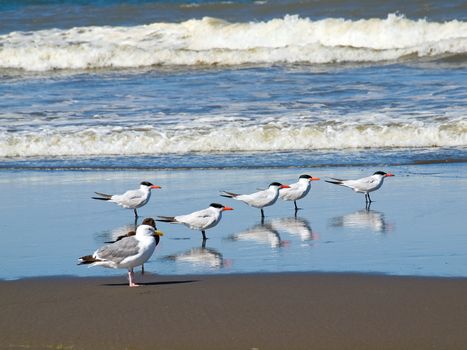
[94,223,135,244]
[329,209,392,233]
[166,242,228,269]
[228,222,289,248]
[269,216,317,241]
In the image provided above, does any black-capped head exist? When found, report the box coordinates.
[299,174,312,179]
[373,171,387,176]
[269,182,290,189]
[210,203,234,211]
[210,203,225,209]
[142,217,156,228]
[140,181,161,189]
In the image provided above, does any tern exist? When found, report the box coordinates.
[78,220,164,287]
[92,181,161,219]
[279,174,320,211]
[105,217,157,274]
[156,203,233,241]
[325,171,394,204]
[221,182,290,219]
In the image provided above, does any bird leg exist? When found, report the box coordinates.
[133,208,139,218]
[141,264,145,275]
[128,268,140,287]
[367,193,373,203]
[201,230,207,241]
[261,209,265,218]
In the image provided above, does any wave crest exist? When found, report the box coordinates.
[1,121,466,157]
[1,14,466,71]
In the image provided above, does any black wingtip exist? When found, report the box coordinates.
[325,179,342,185]
[92,197,110,201]
[156,216,176,223]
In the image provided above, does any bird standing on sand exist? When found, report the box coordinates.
[78,220,164,287]
[221,182,290,219]
[325,171,394,205]
[105,217,157,274]
[279,174,320,212]
[157,203,233,241]
[92,181,161,219]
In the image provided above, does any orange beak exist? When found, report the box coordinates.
[150,185,162,189]
[223,206,234,211]
[280,184,291,189]
[310,177,320,181]
[384,173,395,177]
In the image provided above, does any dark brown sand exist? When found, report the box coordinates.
[1,273,467,350]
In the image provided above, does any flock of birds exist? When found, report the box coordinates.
[79,171,394,286]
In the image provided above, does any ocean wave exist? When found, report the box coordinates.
[1,14,466,71]
[1,121,466,157]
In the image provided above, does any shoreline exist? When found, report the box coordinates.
[2,272,467,349]
[1,153,466,171]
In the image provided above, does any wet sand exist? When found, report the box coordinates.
[2,272,467,350]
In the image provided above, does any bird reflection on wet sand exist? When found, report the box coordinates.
[165,241,230,269]
[329,208,393,233]
[269,216,318,241]
[228,222,290,248]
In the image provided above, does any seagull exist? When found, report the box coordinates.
[104,217,157,274]
[279,174,320,211]
[78,220,164,287]
[92,181,161,219]
[221,182,290,219]
[325,171,395,204]
[156,203,233,241]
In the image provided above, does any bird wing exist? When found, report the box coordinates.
[177,209,216,229]
[112,189,145,207]
[238,189,273,207]
[279,182,302,200]
[344,176,378,192]
[95,237,141,264]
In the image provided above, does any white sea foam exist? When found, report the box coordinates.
[1,14,466,71]
[1,120,465,157]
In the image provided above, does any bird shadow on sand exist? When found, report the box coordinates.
[102,279,199,287]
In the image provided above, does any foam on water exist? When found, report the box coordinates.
[1,119,466,157]
[1,14,466,71]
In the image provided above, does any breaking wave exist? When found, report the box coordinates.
[1,121,466,158]
[1,14,467,71]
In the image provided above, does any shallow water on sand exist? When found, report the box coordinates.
[1,162,466,280]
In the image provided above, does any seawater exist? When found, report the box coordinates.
[0,0,466,280]
[0,0,466,168]
[0,163,466,280]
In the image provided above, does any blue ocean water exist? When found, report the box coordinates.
[0,163,466,280]
[0,0,466,169]
[0,1,466,280]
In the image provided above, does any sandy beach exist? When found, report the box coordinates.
[1,272,467,349]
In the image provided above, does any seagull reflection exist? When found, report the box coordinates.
[269,216,317,241]
[166,241,229,269]
[329,209,392,233]
[228,222,289,248]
